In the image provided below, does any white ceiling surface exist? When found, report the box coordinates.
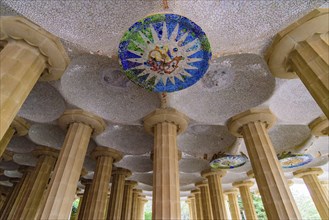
[1,1,329,198]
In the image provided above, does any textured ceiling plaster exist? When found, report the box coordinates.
[4,170,22,178]
[127,173,153,186]
[0,181,13,187]
[178,125,236,155]
[222,171,248,184]
[136,183,153,192]
[179,157,210,173]
[0,161,19,171]
[95,125,153,155]
[18,82,66,123]
[307,136,329,155]
[180,173,205,186]
[180,184,196,192]
[169,54,275,124]
[2,0,325,56]
[115,155,153,173]
[83,157,96,172]
[268,125,311,153]
[0,175,9,181]
[7,136,36,153]
[269,79,322,124]
[13,153,38,167]
[28,124,66,149]
[60,55,160,124]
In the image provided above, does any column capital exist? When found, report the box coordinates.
[113,168,132,178]
[232,180,254,188]
[227,108,276,137]
[9,177,21,183]
[91,146,123,162]
[11,117,30,136]
[293,167,324,178]
[58,109,106,135]
[265,9,329,79]
[143,108,189,135]
[195,180,208,188]
[80,167,88,177]
[191,189,201,195]
[0,16,70,81]
[247,170,254,178]
[201,168,226,178]
[224,188,239,195]
[18,166,34,174]
[125,180,138,187]
[133,189,143,194]
[32,146,59,159]
[309,115,329,136]
[287,180,294,186]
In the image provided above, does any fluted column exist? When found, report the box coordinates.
[186,198,193,219]
[107,168,132,220]
[202,169,227,219]
[84,147,123,220]
[17,147,59,219]
[191,189,203,220]
[187,195,197,220]
[0,194,5,210]
[121,180,138,220]
[294,168,329,219]
[137,195,148,220]
[0,178,21,219]
[78,179,93,220]
[0,17,69,140]
[144,108,188,220]
[228,109,301,219]
[266,9,329,118]
[225,189,242,220]
[131,189,142,220]
[5,166,35,220]
[0,117,29,157]
[321,180,329,199]
[233,181,257,220]
[195,181,213,220]
[40,109,105,219]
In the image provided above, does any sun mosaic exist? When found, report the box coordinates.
[118,13,212,92]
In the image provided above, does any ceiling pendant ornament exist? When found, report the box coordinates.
[209,153,248,169]
[118,13,212,92]
[277,152,313,169]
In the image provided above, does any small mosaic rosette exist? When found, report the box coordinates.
[210,154,248,169]
[118,13,212,92]
[278,152,313,169]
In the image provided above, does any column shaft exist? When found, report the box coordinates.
[40,122,92,219]
[301,174,329,219]
[137,197,147,220]
[193,190,204,220]
[121,181,136,220]
[0,127,15,157]
[227,193,242,220]
[153,122,180,219]
[0,180,21,219]
[84,156,114,219]
[242,121,301,219]
[237,185,257,220]
[0,41,46,139]
[107,171,126,220]
[20,153,57,219]
[290,33,329,118]
[197,182,214,220]
[131,190,140,220]
[77,182,92,220]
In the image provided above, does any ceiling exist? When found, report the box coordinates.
[0,0,328,200]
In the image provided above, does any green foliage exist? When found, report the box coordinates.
[71,198,80,214]
[144,211,152,220]
[237,193,267,220]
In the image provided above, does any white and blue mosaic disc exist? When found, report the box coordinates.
[279,154,313,169]
[210,155,248,169]
[119,13,212,92]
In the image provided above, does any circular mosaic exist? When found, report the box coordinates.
[119,13,212,92]
[279,153,313,169]
[210,155,248,169]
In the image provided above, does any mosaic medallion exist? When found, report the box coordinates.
[119,13,212,92]
[278,152,313,169]
[210,153,248,169]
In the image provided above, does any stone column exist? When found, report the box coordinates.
[143,108,188,219]
[0,194,5,210]
[294,168,329,219]
[137,195,148,220]
[0,178,21,219]
[121,180,138,220]
[107,168,132,220]
[40,109,105,219]
[265,9,329,118]
[131,189,142,220]
[6,166,35,220]
[228,109,301,219]
[187,195,197,220]
[84,147,122,220]
[225,189,242,220]
[186,198,193,219]
[233,181,257,220]
[78,179,93,220]
[195,181,213,220]
[0,117,29,157]
[202,169,228,219]
[191,189,203,220]
[18,147,59,219]
[320,180,329,199]
[0,17,69,140]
